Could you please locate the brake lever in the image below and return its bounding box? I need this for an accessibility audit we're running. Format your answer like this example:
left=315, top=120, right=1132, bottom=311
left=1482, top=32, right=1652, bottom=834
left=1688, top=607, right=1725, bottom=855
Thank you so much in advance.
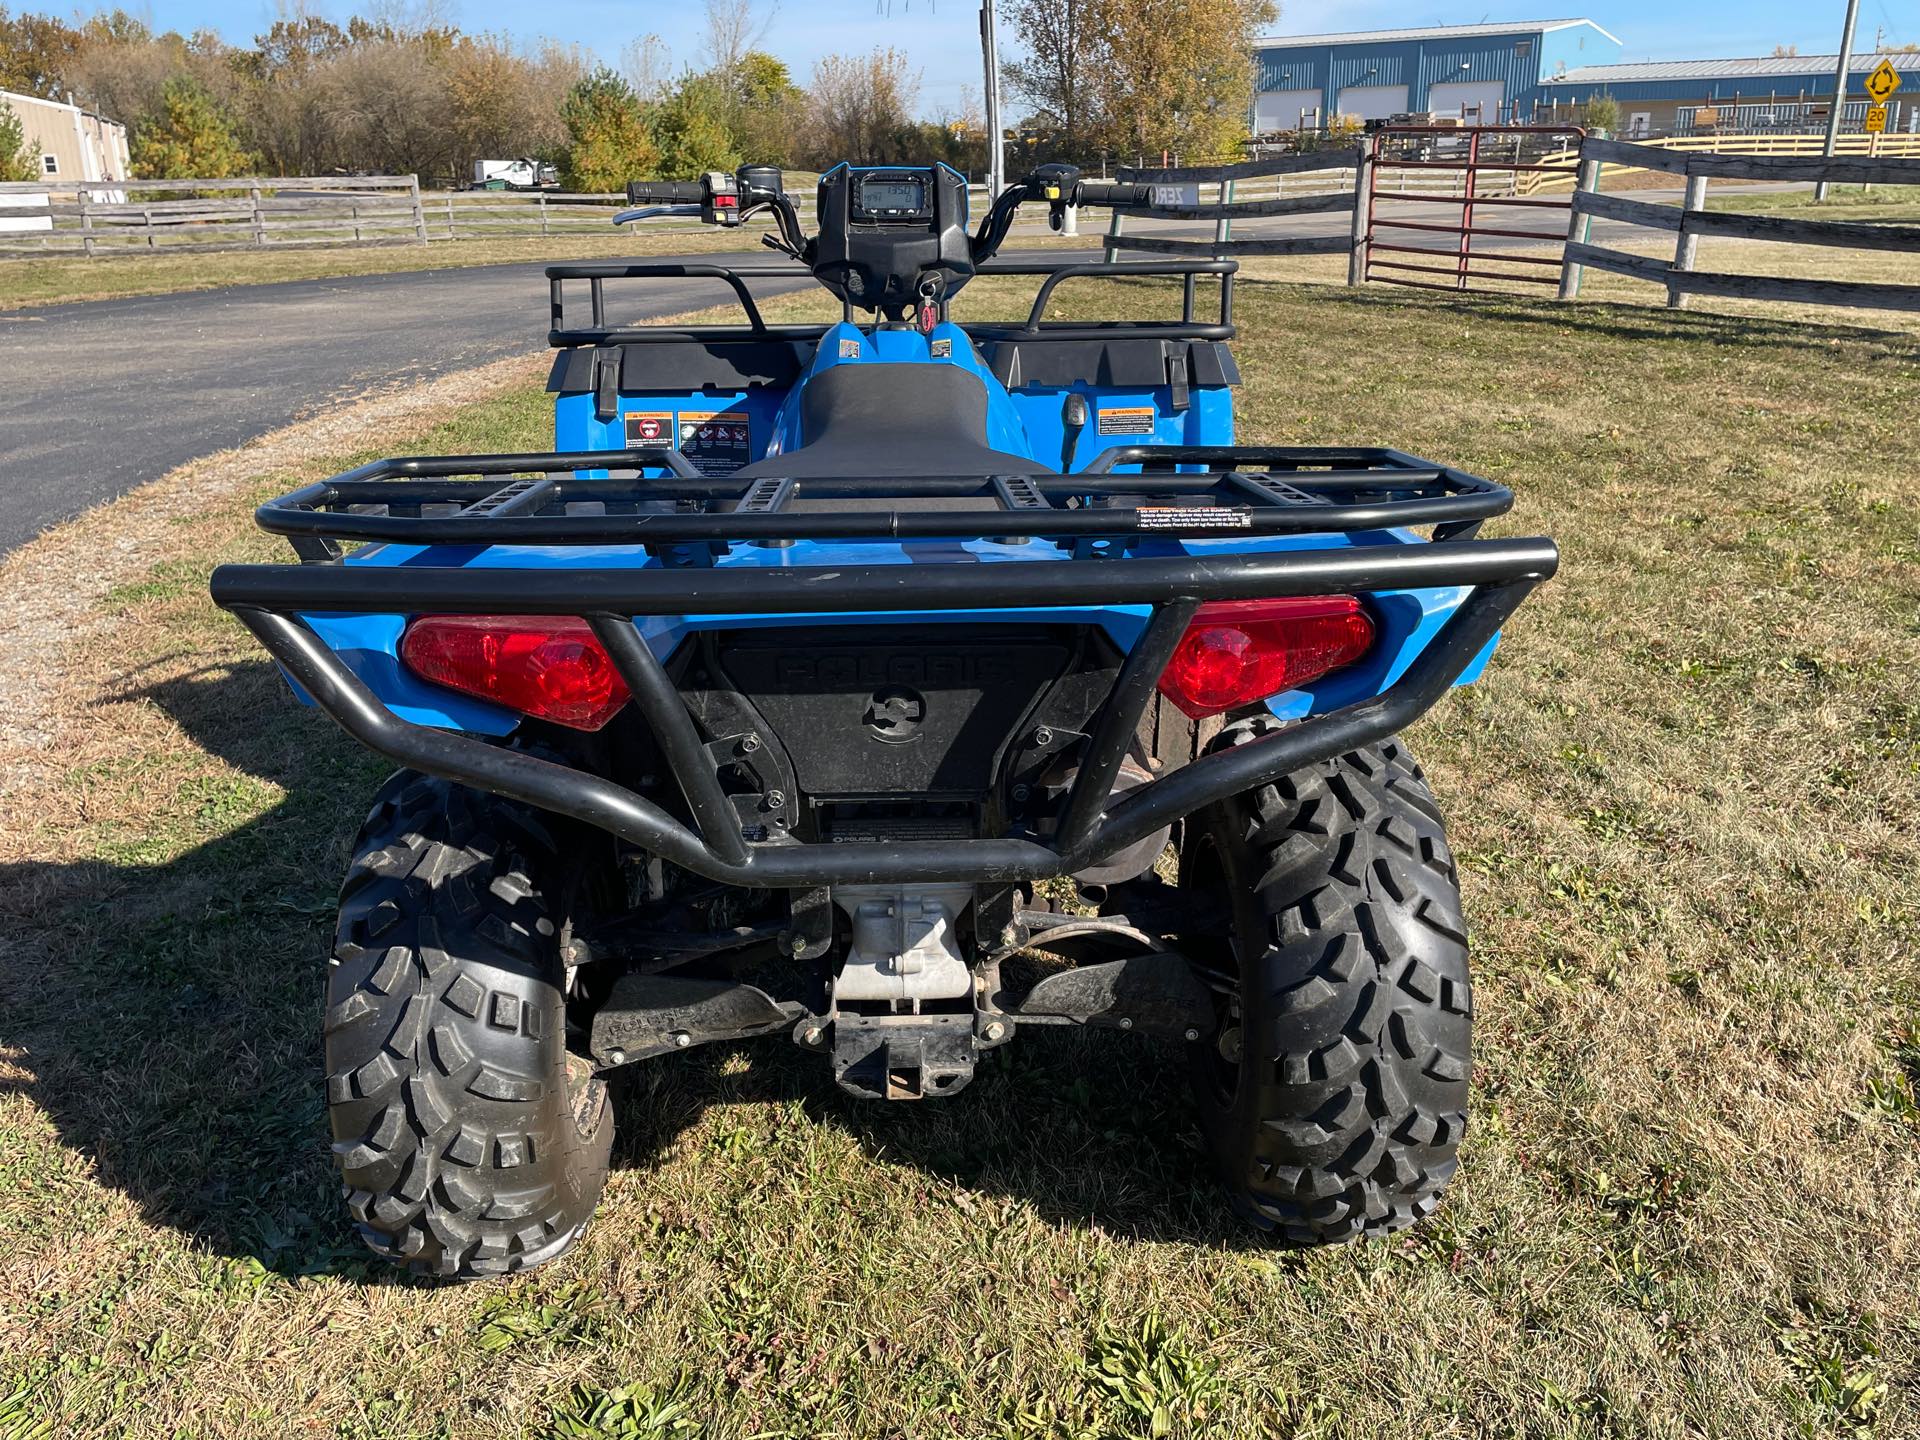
left=612, top=204, right=703, bottom=226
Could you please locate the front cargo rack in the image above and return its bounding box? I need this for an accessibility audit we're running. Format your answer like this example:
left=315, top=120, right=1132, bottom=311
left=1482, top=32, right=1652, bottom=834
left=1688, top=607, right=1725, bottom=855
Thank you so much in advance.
left=256, top=444, right=1512, bottom=564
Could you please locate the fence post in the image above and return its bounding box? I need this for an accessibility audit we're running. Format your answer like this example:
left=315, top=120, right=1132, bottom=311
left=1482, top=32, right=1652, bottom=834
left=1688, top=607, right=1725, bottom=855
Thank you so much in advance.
left=249, top=183, right=265, bottom=247
left=539, top=192, right=550, bottom=236
left=410, top=175, right=428, bottom=244
left=77, top=185, right=95, bottom=258
left=351, top=199, right=362, bottom=243
left=1667, top=169, right=1709, bottom=309
left=1556, top=149, right=1603, bottom=300
left=1347, top=143, right=1373, bottom=287
left=142, top=204, right=154, bottom=247
left=445, top=194, right=456, bottom=239
left=1214, top=176, right=1234, bottom=256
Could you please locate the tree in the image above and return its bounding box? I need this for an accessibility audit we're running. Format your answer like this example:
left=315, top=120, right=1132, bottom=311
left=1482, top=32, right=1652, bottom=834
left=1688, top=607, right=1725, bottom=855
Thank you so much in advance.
left=1001, top=0, right=1273, bottom=165
left=701, top=0, right=774, bottom=75
left=803, top=49, right=919, bottom=167
left=321, top=39, right=460, bottom=179
left=1583, top=91, right=1620, bottom=134
left=1091, top=0, right=1275, bottom=163
left=621, top=33, right=673, bottom=103
left=0, top=100, right=39, bottom=183
left=560, top=67, right=658, bottom=191
left=0, top=6, right=85, bottom=99
left=1002, top=0, right=1103, bottom=162
left=130, top=76, right=252, bottom=178
left=652, top=71, right=742, bottom=178
left=732, top=50, right=804, bottom=167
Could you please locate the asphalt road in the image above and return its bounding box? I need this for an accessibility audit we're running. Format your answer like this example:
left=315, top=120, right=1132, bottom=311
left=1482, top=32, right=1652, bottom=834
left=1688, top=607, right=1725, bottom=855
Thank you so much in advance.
left=0, top=251, right=816, bottom=555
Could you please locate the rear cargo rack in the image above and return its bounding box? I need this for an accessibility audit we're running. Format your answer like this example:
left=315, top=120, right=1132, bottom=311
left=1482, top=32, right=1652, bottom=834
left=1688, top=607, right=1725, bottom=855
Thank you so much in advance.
left=545, top=258, right=1235, bottom=346
left=256, top=444, right=1511, bottom=563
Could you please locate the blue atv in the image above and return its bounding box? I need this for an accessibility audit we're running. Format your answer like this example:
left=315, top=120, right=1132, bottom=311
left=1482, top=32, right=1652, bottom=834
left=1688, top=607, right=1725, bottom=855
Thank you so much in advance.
left=211, top=162, right=1558, bottom=1277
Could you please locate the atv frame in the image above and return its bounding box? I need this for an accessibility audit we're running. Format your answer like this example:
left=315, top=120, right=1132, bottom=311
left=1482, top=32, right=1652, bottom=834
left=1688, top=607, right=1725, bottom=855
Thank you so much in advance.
left=208, top=161, right=1559, bottom=1275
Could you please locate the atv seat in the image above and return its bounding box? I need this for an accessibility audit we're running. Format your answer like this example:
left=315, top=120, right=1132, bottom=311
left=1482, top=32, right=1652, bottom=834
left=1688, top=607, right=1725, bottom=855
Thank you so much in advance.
left=735, top=362, right=1048, bottom=481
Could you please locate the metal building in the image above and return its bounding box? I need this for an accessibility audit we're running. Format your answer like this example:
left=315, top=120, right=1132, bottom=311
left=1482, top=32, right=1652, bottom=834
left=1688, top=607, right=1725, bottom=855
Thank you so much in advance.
left=0, top=88, right=130, bottom=185
left=1253, top=18, right=1623, bottom=132
left=1538, top=54, right=1918, bottom=137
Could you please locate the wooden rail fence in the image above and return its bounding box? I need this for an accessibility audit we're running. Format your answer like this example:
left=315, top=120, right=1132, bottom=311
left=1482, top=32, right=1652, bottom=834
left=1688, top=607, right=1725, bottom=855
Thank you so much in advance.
left=1558, top=137, right=1920, bottom=313
left=1105, top=149, right=1369, bottom=280
left=0, top=175, right=720, bottom=259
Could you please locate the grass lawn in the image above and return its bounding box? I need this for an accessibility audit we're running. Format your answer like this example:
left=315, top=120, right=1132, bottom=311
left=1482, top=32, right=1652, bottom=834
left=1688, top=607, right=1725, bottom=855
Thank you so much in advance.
left=1703, top=184, right=1920, bottom=224
left=0, top=273, right=1916, bottom=1439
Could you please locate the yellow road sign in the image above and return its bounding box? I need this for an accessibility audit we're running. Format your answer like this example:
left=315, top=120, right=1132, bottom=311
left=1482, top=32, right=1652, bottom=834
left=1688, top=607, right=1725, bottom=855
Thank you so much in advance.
left=1864, top=104, right=1887, bottom=134
left=1864, top=58, right=1902, bottom=104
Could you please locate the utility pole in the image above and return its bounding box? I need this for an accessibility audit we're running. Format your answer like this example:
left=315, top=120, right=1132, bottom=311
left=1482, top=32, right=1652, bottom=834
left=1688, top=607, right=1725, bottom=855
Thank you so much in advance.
left=980, top=0, right=1005, bottom=199
left=1816, top=0, right=1863, bottom=201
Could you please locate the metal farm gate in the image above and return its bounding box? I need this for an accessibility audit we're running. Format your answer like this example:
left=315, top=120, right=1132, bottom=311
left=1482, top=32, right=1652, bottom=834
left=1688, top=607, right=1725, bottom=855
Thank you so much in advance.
left=1362, top=125, right=1584, bottom=294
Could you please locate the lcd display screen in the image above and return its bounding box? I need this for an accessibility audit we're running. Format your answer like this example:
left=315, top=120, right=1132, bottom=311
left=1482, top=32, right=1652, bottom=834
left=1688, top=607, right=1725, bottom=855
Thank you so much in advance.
left=859, top=178, right=926, bottom=212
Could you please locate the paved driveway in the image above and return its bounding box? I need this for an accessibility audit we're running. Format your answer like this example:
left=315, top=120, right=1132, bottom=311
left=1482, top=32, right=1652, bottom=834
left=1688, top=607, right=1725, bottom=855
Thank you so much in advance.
left=0, top=252, right=813, bottom=554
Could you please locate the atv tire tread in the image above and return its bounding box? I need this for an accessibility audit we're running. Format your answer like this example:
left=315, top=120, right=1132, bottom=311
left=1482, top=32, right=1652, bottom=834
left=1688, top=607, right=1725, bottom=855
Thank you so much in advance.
left=325, top=773, right=611, bottom=1277
left=1192, top=723, right=1471, bottom=1245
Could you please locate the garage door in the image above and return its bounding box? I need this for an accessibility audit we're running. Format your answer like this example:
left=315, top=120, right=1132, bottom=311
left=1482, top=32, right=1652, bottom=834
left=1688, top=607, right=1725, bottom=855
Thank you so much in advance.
left=1426, top=81, right=1505, bottom=122
left=1334, top=85, right=1410, bottom=121
left=1255, top=89, right=1322, bottom=133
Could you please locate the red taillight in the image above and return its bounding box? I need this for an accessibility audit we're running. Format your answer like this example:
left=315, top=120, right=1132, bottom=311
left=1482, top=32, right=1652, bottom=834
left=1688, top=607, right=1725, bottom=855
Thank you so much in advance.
left=1156, top=597, right=1375, bottom=720
left=399, top=615, right=631, bottom=731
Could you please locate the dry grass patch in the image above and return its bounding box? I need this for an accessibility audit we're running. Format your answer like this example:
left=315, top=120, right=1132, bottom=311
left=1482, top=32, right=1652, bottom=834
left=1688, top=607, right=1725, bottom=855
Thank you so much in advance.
left=0, top=274, right=1916, bottom=1439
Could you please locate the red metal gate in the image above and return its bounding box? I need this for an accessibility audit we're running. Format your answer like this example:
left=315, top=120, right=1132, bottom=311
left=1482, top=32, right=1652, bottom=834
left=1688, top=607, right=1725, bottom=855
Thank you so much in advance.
left=1363, top=126, right=1584, bottom=294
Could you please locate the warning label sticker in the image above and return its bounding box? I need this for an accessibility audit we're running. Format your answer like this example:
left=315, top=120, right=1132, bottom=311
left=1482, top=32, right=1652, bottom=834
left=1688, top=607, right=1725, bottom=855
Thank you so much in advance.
left=1098, top=406, right=1157, bottom=436
left=930, top=337, right=953, bottom=358
left=624, top=411, right=673, bottom=447
left=1137, top=507, right=1252, bottom=530
left=678, top=409, right=754, bottom=475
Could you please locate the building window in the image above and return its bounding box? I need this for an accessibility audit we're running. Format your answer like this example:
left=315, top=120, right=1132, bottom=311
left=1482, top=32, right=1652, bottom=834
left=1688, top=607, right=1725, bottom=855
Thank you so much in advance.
left=1515, top=40, right=1533, bottom=57
left=41, top=153, right=58, bottom=175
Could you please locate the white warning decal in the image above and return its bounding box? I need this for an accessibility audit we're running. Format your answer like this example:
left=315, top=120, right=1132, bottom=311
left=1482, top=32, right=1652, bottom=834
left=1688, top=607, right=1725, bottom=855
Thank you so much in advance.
left=1136, top=507, right=1252, bottom=529
left=1097, top=405, right=1157, bottom=435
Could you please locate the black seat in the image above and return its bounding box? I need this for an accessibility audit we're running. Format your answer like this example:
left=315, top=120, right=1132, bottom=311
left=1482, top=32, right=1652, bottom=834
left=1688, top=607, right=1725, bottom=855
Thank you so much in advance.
left=734, top=362, right=1047, bottom=479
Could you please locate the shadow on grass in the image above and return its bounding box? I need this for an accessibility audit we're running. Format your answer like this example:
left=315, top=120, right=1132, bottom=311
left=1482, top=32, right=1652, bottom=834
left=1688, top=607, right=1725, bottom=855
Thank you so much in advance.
left=0, top=657, right=1254, bottom=1281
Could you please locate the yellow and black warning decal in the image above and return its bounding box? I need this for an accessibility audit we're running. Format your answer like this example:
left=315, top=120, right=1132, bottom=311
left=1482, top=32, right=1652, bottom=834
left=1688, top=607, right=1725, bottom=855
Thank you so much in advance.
left=1097, top=405, right=1157, bottom=436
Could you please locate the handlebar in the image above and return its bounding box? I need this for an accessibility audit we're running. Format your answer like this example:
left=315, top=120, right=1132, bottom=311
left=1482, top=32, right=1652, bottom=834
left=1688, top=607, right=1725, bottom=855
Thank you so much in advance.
left=624, top=180, right=707, bottom=204
left=613, top=164, right=1162, bottom=269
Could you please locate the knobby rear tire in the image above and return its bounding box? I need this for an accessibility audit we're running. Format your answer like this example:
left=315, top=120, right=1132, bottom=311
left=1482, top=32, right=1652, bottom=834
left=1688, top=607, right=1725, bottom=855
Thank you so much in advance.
left=325, top=773, right=612, bottom=1278
left=1182, top=725, right=1472, bottom=1244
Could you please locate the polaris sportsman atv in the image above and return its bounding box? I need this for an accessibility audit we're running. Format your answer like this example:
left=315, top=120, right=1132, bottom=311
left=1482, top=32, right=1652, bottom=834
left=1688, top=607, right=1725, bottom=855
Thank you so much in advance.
left=210, top=161, right=1558, bottom=1277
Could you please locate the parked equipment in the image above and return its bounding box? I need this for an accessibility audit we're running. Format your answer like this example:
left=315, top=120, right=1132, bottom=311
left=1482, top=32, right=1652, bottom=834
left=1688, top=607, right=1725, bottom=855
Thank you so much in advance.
left=470, top=157, right=558, bottom=191
left=211, top=159, right=1558, bottom=1277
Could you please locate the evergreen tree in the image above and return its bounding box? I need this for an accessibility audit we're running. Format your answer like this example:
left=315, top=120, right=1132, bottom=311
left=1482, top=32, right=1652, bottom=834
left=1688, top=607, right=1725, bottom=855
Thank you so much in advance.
left=560, top=67, right=658, bottom=191
left=130, top=77, right=251, bottom=178
left=652, top=72, right=742, bottom=179
left=0, top=101, right=39, bottom=183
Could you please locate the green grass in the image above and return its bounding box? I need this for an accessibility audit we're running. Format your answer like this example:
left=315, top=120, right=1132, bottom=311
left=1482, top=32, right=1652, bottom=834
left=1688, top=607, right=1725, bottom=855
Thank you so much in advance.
left=1703, top=184, right=1920, bottom=224
left=0, top=274, right=1916, bottom=1437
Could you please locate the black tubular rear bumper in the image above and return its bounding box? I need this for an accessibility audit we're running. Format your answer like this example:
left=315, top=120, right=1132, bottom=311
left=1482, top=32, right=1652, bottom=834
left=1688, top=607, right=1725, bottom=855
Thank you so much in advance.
left=210, top=539, right=1558, bottom=887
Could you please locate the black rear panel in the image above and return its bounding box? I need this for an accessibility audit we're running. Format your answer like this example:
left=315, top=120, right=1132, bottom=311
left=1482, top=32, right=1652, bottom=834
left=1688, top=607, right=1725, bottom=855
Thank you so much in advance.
left=711, top=625, right=1074, bottom=799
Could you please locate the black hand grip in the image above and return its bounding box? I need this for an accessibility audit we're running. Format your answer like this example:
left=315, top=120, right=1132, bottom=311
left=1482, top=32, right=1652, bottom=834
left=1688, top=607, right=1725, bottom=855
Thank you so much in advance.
left=1073, top=181, right=1157, bottom=208
left=625, top=180, right=705, bottom=203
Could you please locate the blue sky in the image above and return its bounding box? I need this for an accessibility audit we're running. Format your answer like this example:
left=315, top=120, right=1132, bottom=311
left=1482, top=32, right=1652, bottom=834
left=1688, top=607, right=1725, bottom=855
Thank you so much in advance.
left=135, top=1, right=1920, bottom=116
